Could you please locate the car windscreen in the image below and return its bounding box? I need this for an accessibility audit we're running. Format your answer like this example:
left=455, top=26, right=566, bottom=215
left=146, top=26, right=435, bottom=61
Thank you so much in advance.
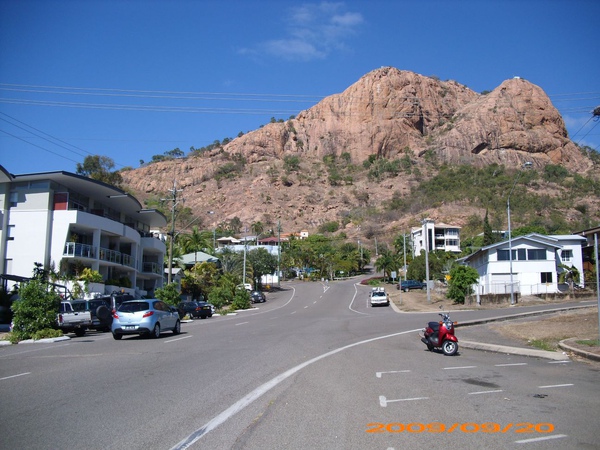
left=118, top=302, right=150, bottom=313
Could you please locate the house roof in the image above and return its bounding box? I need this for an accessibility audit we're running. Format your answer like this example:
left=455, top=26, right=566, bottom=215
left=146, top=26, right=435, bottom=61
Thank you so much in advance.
left=179, top=251, right=220, bottom=265
left=217, top=236, right=241, bottom=244
left=458, top=233, right=574, bottom=264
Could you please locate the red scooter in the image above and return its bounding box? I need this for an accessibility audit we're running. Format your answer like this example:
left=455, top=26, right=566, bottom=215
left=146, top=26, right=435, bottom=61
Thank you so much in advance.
left=420, top=311, right=458, bottom=356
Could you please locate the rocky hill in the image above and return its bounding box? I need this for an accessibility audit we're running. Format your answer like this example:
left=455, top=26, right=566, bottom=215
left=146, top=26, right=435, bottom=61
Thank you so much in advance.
left=121, top=67, right=596, bottom=245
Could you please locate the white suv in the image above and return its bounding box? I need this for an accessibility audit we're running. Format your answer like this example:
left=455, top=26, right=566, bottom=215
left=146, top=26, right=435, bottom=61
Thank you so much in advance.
left=369, top=287, right=389, bottom=307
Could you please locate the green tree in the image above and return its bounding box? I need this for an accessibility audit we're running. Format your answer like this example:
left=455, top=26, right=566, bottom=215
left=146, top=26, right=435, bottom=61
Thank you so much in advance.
left=374, top=248, right=401, bottom=282
left=178, top=226, right=211, bottom=263
left=155, top=283, right=181, bottom=306
left=247, top=247, right=278, bottom=289
left=76, top=155, right=123, bottom=187
left=482, top=210, right=495, bottom=246
left=447, top=265, right=479, bottom=304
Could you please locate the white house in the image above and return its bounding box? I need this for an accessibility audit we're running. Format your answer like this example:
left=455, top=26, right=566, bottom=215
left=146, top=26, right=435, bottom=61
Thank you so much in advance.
left=0, top=166, right=167, bottom=297
left=458, top=233, right=586, bottom=296
left=412, top=220, right=461, bottom=256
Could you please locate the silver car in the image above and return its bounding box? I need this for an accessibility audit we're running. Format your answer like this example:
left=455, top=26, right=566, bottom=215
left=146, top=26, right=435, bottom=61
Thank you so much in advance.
left=111, top=300, right=181, bottom=340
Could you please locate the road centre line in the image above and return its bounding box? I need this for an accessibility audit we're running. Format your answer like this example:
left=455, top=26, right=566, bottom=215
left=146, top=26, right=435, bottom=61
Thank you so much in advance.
left=165, top=335, right=193, bottom=343
left=515, top=434, right=568, bottom=444
left=495, top=363, right=527, bottom=367
left=443, top=366, right=477, bottom=370
left=170, top=327, right=422, bottom=449
left=376, top=370, right=411, bottom=378
left=538, top=383, right=574, bottom=389
left=0, top=372, right=31, bottom=381
left=468, top=389, right=504, bottom=395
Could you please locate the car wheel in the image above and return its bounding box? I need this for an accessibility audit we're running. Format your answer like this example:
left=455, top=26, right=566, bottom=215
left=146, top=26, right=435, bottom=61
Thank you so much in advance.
left=208, top=313, right=212, bottom=318
left=404, top=288, right=409, bottom=293
left=173, top=320, right=181, bottom=335
left=74, top=328, right=86, bottom=337
left=442, top=340, right=458, bottom=356
left=152, top=323, right=160, bottom=339
left=112, top=333, right=122, bottom=340
left=96, top=305, right=111, bottom=322
left=200, top=315, right=207, bottom=319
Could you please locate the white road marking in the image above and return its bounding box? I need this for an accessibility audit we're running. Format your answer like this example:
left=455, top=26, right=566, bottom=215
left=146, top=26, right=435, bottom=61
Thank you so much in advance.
left=515, top=434, right=568, bottom=444
left=443, top=366, right=477, bottom=370
left=0, top=372, right=31, bottom=381
left=235, top=322, right=249, bottom=326
left=380, top=395, right=429, bottom=407
left=495, top=363, right=527, bottom=367
left=468, top=389, right=504, bottom=395
left=538, top=383, right=573, bottom=389
left=376, top=370, right=410, bottom=378
left=170, top=327, right=421, bottom=449
left=548, top=360, right=571, bottom=364
left=164, top=336, right=193, bottom=343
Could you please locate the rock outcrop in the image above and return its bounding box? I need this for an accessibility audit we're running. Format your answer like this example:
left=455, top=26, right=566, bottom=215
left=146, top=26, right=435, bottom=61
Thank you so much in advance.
left=223, top=67, right=590, bottom=172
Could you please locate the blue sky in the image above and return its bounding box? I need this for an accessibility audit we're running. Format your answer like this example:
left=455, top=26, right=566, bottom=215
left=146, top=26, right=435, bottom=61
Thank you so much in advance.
left=1, top=0, right=598, bottom=176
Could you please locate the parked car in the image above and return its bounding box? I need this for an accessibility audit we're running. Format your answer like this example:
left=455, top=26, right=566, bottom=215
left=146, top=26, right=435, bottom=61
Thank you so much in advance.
left=57, top=301, right=92, bottom=336
left=89, top=293, right=136, bottom=329
left=111, top=299, right=181, bottom=340
left=250, top=291, right=266, bottom=303
left=177, top=301, right=213, bottom=319
left=71, top=298, right=112, bottom=331
left=399, top=279, right=427, bottom=292
left=369, top=287, right=389, bottom=307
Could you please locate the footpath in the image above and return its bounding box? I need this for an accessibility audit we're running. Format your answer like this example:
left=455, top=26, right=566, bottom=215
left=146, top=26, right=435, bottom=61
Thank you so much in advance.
left=388, top=289, right=600, bottom=363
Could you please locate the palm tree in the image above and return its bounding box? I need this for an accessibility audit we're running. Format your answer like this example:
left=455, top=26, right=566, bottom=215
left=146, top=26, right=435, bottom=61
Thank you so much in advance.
left=375, top=247, right=401, bottom=282
left=178, top=226, right=211, bottom=264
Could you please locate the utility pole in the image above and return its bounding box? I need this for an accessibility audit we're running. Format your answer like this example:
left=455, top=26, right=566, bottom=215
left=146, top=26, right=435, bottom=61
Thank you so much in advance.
left=423, top=220, right=431, bottom=304
left=277, top=220, right=281, bottom=288
left=164, top=180, right=183, bottom=285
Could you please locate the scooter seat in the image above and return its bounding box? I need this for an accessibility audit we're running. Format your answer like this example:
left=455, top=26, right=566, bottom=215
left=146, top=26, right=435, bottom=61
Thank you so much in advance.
left=428, top=321, right=440, bottom=332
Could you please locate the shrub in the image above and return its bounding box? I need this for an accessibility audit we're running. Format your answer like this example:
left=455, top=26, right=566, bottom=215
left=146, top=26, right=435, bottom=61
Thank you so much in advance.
left=155, top=283, right=181, bottom=306
left=10, top=277, right=61, bottom=342
left=231, top=289, right=251, bottom=310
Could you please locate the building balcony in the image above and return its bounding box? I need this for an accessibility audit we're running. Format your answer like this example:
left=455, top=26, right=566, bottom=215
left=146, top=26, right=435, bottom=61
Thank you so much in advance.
left=63, top=242, right=95, bottom=259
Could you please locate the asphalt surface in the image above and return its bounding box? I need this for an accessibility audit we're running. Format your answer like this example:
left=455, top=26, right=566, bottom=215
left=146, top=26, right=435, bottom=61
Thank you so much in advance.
left=2, top=296, right=598, bottom=363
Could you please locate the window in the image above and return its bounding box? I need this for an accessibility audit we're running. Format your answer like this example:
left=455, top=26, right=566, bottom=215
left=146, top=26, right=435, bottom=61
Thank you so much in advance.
left=497, top=249, right=509, bottom=261
left=541, top=272, right=553, bottom=283
left=517, top=249, right=526, bottom=261
left=562, top=250, right=573, bottom=262
left=527, top=249, right=546, bottom=260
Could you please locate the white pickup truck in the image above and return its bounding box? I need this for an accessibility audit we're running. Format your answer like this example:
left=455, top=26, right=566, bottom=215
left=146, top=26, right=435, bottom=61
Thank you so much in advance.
left=57, top=301, right=92, bottom=337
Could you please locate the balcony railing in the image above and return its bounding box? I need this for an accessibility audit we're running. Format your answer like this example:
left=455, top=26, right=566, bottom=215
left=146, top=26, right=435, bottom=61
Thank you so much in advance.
left=142, top=262, right=163, bottom=275
left=63, top=242, right=95, bottom=259
left=122, top=254, right=135, bottom=268
left=99, top=247, right=121, bottom=264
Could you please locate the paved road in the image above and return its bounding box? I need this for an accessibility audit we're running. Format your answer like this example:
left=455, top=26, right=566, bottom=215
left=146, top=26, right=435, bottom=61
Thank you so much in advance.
left=0, top=278, right=598, bottom=449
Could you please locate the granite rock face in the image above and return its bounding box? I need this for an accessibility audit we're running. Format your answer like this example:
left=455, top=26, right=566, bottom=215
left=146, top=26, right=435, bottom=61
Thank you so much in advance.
left=223, top=67, right=590, bottom=172
left=121, top=67, right=593, bottom=238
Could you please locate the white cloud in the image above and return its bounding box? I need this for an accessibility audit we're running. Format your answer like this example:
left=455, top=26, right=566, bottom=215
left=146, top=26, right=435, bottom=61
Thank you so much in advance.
left=239, top=2, right=364, bottom=62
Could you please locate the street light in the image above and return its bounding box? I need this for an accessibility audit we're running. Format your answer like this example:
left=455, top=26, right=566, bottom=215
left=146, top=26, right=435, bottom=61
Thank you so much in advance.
left=507, top=161, right=533, bottom=305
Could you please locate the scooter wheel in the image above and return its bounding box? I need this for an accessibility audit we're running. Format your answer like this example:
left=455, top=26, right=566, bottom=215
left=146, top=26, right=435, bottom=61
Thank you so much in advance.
left=442, top=340, right=458, bottom=356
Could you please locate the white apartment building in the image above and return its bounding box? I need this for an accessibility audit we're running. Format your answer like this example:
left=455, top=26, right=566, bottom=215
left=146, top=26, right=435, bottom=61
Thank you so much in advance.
left=411, top=220, right=461, bottom=256
left=0, top=166, right=167, bottom=297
